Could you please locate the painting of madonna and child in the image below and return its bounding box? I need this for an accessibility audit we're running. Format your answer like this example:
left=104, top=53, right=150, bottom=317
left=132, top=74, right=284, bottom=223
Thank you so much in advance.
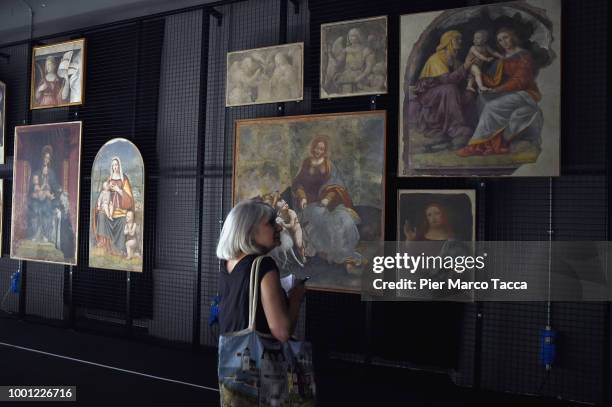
left=399, top=0, right=560, bottom=177
left=11, top=122, right=82, bottom=265
left=89, top=139, right=144, bottom=272
left=234, top=111, right=386, bottom=292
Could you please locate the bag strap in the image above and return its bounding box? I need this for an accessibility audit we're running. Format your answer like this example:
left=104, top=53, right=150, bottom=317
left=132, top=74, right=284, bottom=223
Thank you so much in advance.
left=247, top=255, right=266, bottom=331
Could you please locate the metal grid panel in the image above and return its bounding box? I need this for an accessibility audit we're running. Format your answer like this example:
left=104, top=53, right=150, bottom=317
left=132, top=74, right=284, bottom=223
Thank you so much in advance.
left=0, top=42, right=29, bottom=314
left=200, top=0, right=282, bottom=347
left=148, top=9, right=204, bottom=343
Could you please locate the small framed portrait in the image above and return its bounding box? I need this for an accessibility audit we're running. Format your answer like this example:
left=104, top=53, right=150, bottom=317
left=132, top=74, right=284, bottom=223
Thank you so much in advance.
left=31, top=38, right=86, bottom=110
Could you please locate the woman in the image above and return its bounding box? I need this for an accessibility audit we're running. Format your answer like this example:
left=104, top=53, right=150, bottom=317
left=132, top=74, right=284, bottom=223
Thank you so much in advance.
left=457, top=27, right=543, bottom=156
left=35, top=56, right=67, bottom=106
left=291, top=135, right=361, bottom=269
left=93, top=157, right=135, bottom=256
left=403, top=202, right=453, bottom=242
left=407, top=30, right=477, bottom=149
left=216, top=199, right=305, bottom=343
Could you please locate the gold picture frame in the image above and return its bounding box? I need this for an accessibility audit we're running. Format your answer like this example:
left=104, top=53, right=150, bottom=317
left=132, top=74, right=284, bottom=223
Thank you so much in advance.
left=30, top=38, right=86, bottom=110
left=11, top=121, right=82, bottom=265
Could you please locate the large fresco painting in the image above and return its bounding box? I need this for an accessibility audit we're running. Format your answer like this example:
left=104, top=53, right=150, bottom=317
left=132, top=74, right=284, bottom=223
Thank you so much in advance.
left=234, top=111, right=386, bottom=292
left=399, top=0, right=560, bottom=176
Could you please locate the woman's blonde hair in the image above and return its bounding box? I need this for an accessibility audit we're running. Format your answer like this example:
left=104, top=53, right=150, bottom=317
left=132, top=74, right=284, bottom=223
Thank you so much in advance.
left=216, top=199, right=276, bottom=260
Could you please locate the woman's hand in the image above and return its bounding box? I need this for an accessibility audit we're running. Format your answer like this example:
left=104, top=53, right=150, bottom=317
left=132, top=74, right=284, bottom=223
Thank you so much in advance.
left=288, top=281, right=306, bottom=305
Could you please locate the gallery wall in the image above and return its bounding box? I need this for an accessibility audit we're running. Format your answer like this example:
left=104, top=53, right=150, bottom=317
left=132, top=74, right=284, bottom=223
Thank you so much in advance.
left=0, top=0, right=609, bottom=404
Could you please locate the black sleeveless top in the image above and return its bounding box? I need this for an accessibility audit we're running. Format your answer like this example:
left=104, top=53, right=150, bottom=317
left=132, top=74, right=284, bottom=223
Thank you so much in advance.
left=219, top=255, right=278, bottom=334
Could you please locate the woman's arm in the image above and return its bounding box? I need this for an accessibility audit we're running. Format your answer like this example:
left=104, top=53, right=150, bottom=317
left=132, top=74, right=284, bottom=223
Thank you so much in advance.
left=260, top=270, right=303, bottom=342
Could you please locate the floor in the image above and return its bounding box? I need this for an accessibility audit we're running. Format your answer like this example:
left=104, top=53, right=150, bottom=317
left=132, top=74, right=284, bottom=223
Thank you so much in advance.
left=0, top=316, right=589, bottom=407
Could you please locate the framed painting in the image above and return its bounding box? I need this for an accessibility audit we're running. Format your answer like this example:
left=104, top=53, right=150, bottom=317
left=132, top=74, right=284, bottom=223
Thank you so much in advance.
left=89, top=138, right=145, bottom=272
left=399, top=0, right=560, bottom=176
left=226, top=42, right=303, bottom=107
left=234, top=111, right=386, bottom=292
left=11, top=121, right=82, bottom=265
left=31, top=38, right=86, bottom=110
left=0, top=80, right=5, bottom=163
left=320, top=15, right=388, bottom=99
left=397, top=190, right=476, bottom=242
left=397, top=189, right=476, bottom=301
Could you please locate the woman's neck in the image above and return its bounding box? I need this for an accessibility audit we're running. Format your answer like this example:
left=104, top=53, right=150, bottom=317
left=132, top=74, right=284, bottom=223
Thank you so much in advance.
left=226, top=252, right=248, bottom=273
left=310, top=157, right=325, bottom=165
left=504, top=46, right=522, bottom=57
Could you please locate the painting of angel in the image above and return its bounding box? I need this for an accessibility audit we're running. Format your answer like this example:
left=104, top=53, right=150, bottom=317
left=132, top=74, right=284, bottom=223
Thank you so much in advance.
left=226, top=42, right=303, bottom=106
left=320, top=16, right=387, bottom=99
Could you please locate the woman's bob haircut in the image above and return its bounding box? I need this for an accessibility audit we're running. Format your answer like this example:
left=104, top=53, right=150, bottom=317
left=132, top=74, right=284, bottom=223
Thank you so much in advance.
left=216, top=199, right=276, bottom=260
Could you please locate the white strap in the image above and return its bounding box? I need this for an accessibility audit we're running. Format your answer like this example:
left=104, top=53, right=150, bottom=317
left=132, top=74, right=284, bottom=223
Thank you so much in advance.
left=247, top=255, right=266, bottom=330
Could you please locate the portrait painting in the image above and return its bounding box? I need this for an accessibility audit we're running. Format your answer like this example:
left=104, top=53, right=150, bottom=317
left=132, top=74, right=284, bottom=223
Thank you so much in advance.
left=397, top=190, right=476, bottom=243
left=399, top=0, right=560, bottom=176
left=321, top=16, right=388, bottom=99
left=0, top=80, right=5, bottom=163
left=89, top=138, right=144, bottom=272
left=226, top=42, right=303, bottom=107
left=30, top=38, right=85, bottom=110
left=11, top=122, right=82, bottom=265
left=234, top=111, right=386, bottom=292
left=397, top=189, right=476, bottom=301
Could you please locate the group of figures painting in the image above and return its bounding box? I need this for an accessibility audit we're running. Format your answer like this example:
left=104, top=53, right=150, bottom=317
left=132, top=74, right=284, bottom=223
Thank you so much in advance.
left=0, top=1, right=561, bottom=289
left=230, top=0, right=560, bottom=292
left=8, top=123, right=144, bottom=272
left=0, top=37, right=144, bottom=272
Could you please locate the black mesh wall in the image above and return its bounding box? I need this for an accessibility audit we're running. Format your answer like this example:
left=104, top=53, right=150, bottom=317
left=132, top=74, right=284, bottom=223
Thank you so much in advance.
left=0, top=43, right=29, bottom=315
left=0, top=0, right=609, bottom=405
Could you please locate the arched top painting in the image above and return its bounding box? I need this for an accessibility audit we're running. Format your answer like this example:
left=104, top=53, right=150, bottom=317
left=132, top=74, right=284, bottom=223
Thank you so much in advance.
left=399, top=0, right=560, bottom=177
left=89, top=138, right=144, bottom=272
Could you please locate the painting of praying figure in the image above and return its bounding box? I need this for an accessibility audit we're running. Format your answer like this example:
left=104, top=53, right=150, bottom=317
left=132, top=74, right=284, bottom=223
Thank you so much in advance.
left=226, top=42, right=303, bottom=107
left=234, top=111, right=386, bottom=292
left=89, top=138, right=144, bottom=272
left=11, top=122, right=82, bottom=265
left=399, top=0, right=560, bottom=176
left=321, top=16, right=388, bottom=98
left=31, top=39, right=85, bottom=110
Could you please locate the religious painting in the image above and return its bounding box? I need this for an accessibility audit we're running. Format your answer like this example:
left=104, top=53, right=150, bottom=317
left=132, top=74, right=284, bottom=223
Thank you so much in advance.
left=234, top=111, right=386, bottom=292
left=30, top=38, right=85, bottom=110
left=397, top=190, right=476, bottom=301
left=11, top=122, right=82, bottom=265
left=320, top=16, right=388, bottom=99
left=399, top=0, right=560, bottom=176
left=0, top=80, right=5, bottom=163
left=89, top=138, right=144, bottom=272
left=397, top=190, right=476, bottom=242
left=226, top=42, right=303, bottom=107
